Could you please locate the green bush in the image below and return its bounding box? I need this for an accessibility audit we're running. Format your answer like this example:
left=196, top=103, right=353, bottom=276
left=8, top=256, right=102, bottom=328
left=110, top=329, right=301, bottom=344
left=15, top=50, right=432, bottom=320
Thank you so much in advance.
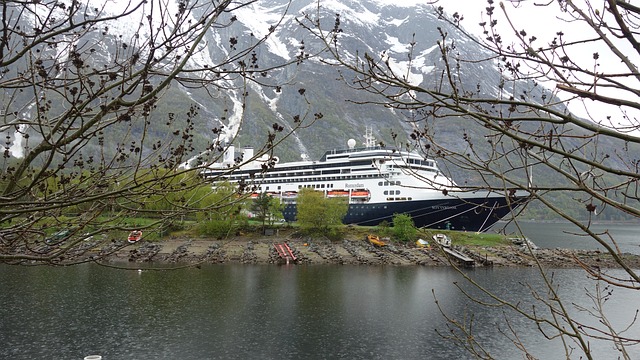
left=296, top=189, right=348, bottom=231
left=392, top=213, right=417, bottom=242
left=197, top=219, right=236, bottom=239
left=376, top=220, right=392, bottom=237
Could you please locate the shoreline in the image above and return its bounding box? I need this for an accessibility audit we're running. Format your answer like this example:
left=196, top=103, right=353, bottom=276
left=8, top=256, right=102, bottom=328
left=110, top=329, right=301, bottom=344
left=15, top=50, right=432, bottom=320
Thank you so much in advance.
left=100, top=235, right=640, bottom=269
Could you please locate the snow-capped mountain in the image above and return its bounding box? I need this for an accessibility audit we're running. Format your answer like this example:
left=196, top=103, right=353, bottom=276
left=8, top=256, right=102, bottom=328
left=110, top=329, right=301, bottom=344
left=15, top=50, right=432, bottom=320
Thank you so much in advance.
left=0, top=0, right=550, bottom=166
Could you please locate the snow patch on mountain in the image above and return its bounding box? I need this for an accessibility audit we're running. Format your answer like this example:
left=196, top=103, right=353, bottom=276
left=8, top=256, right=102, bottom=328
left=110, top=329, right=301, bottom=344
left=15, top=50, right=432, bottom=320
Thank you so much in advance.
left=232, top=2, right=293, bottom=60
left=9, top=124, right=27, bottom=158
left=381, top=54, right=423, bottom=86
left=250, top=82, right=280, bottom=113
left=273, top=111, right=309, bottom=158
left=385, top=16, right=409, bottom=27
left=89, top=0, right=222, bottom=69
left=187, top=41, right=217, bottom=71
left=370, top=0, right=433, bottom=8
left=410, top=44, right=439, bottom=75
left=95, top=2, right=157, bottom=44
left=379, top=38, right=440, bottom=85
left=385, top=35, right=411, bottom=53
left=302, top=0, right=381, bottom=29
left=247, top=82, right=308, bottom=156
left=220, top=89, right=245, bottom=143
left=7, top=103, right=36, bottom=158
left=421, top=44, right=440, bottom=57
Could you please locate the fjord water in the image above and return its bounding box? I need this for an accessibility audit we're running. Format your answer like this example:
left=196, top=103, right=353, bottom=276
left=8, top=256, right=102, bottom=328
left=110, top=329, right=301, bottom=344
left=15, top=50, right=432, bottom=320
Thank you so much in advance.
left=1, top=264, right=639, bottom=359
left=498, top=221, right=640, bottom=254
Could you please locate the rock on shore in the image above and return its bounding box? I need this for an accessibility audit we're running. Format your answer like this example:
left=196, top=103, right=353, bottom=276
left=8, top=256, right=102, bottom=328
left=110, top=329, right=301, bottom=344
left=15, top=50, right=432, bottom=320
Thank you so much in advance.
left=100, top=236, right=640, bottom=269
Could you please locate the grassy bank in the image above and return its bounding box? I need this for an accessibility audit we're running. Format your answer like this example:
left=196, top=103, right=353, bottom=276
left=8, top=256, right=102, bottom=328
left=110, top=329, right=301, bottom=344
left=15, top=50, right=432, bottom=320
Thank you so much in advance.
left=159, top=221, right=513, bottom=249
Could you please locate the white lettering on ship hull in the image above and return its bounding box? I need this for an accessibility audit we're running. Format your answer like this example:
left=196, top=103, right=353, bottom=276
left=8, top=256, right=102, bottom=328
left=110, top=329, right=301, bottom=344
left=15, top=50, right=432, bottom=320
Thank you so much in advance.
left=431, top=205, right=457, bottom=210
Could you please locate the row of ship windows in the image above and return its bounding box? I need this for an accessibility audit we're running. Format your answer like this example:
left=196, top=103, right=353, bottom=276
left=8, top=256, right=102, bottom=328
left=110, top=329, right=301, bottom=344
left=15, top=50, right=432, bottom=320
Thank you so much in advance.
left=261, top=184, right=343, bottom=190
left=205, top=163, right=433, bottom=180
left=247, top=173, right=385, bottom=184
left=223, top=165, right=431, bottom=183
left=282, top=200, right=414, bottom=217
left=282, top=204, right=390, bottom=216
left=397, top=165, right=438, bottom=173
left=262, top=185, right=405, bottom=193
left=263, top=184, right=364, bottom=191
left=227, top=160, right=374, bottom=178
left=407, top=159, right=435, bottom=167
left=256, top=174, right=405, bottom=186
left=258, top=178, right=400, bottom=191
left=300, top=184, right=331, bottom=189
left=272, top=160, right=373, bottom=173
left=283, top=196, right=411, bottom=203
left=380, top=181, right=401, bottom=186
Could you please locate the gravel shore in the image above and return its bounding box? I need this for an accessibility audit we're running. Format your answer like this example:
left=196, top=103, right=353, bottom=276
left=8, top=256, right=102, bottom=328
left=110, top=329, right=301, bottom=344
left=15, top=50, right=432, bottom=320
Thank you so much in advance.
left=100, top=234, right=640, bottom=269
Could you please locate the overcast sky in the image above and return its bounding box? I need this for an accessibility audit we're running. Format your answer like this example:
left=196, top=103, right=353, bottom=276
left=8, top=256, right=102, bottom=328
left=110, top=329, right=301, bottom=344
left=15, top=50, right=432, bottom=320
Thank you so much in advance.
left=440, top=1, right=640, bottom=134
left=441, top=1, right=571, bottom=43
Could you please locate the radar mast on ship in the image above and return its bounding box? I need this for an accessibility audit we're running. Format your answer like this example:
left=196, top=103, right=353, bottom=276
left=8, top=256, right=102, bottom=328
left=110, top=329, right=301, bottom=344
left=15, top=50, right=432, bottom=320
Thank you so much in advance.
left=364, top=126, right=376, bottom=148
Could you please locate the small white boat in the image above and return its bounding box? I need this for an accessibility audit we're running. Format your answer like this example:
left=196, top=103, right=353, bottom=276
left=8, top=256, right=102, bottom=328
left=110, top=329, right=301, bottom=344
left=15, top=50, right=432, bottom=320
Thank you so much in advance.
left=432, top=233, right=451, bottom=248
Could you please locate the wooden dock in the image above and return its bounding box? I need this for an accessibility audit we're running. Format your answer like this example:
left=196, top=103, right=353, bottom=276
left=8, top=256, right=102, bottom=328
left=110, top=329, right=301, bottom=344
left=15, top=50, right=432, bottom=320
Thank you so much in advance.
left=442, top=247, right=475, bottom=267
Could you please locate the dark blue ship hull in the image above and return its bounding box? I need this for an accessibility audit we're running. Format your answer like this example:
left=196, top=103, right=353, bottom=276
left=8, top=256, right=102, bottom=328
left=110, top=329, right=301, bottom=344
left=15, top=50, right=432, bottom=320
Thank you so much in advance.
left=282, top=194, right=527, bottom=232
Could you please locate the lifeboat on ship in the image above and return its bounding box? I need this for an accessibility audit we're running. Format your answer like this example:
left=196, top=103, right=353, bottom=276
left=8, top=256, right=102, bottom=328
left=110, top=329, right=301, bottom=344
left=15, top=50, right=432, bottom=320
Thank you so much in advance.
left=327, top=190, right=349, bottom=197
left=350, top=189, right=371, bottom=198
left=251, top=192, right=280, bottom=199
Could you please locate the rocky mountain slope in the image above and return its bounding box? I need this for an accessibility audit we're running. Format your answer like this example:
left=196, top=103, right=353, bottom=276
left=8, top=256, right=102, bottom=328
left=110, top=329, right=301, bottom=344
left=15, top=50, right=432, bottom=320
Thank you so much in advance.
left=3, top=0, right=634, bottom=220
left=4, top=0, right=548, bottom=162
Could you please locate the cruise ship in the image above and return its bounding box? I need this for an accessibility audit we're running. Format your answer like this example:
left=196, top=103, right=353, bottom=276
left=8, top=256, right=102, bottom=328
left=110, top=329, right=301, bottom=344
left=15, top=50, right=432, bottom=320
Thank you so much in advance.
left=203, top=129, right=527, bottom=232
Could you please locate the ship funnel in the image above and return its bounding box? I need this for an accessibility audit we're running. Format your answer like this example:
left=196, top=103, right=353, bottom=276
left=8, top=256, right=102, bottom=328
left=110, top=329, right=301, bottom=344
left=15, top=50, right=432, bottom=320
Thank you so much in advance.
left=243, top=147, right=254, bottom=161
left=223, top=145, right=235, bottom=164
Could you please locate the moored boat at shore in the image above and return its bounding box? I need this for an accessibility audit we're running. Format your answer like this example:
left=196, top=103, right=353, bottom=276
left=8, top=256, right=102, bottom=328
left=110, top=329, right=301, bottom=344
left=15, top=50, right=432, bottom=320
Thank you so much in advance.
left=128, top=230, right=142, bottom=244
left=367, top=234, right=387, bottom=247
left=433, top=233, right=452, bottom=248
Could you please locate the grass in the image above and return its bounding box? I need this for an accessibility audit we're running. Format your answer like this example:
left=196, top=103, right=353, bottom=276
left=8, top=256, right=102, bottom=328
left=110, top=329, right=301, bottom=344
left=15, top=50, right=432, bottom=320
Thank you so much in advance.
left=440, top=231, right=510, bottom=247
left=340, top=226, right=511, bottom=247
left=8, top=213, right=512, bottom=247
